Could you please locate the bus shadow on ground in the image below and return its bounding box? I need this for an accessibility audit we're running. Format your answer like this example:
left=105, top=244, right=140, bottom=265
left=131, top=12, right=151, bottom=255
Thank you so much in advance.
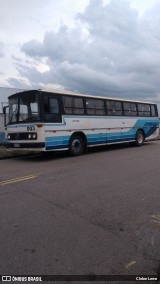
left=85, top=141, right=152, bottom=155
left=18, top=141, right=154, bottom=163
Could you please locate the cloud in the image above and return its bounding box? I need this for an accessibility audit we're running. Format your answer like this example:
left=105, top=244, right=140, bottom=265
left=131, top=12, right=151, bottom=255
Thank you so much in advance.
left=21, top=25, right=89, bottom=64
left=21, top=40, right=45, bottom=58
left=9, top=0, right=160, bottom=100
left=0, top=42, right=4, bottom=57
left=7, top=78, right=31, bottom=90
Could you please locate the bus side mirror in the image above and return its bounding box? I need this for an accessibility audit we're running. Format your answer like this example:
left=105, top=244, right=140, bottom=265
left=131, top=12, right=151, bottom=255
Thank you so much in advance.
left=3, top=106, right=6, bottom=115
left=3, top=106, right=9, bottom=126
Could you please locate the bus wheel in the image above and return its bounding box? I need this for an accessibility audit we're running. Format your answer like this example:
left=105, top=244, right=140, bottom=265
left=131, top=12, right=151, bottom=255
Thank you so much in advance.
left=135, top=130, right=144, bottom=146
left=69, top=135, right=84, bottom=156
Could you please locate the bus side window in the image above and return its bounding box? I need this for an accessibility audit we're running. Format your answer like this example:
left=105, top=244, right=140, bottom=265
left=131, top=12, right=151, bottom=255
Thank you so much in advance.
left=95, top=99, right=105, bottom=115
left=114, top=101, right=122, bottom=115
left=86, top=99, right=95, bottom=115
left=138, top=104, right=150, bottom=117
left=73, top=97, right=84, bottom=114
left=123, top=102, right=137, bottom=116
left=106, top=100, right=122, bottom=116
left=44, top=97, right=61, bottom=122
left=63, top=96, right=73, bottom=114
left=106, top=100, right=113, bottom=115
left=151, top=105, right=157, bottom=117
left=49, top=98, right=59, bottom=114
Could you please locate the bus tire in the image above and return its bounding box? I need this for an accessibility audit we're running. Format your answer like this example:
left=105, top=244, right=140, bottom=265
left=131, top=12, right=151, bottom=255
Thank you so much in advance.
left=69, top=135, right=84, bottom=156
left=135, top=130, right=144, bottom=146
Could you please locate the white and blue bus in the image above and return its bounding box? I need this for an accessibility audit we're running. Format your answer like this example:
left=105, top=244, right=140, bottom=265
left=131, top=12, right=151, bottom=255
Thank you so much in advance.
left=3, top=89, right=159, bottom=156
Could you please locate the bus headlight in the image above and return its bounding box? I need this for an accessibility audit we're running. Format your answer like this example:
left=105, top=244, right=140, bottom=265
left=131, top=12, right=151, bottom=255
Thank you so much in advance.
left=7, top=134, right=11, bottom=140
left=28, top=133, right=37, bottom=140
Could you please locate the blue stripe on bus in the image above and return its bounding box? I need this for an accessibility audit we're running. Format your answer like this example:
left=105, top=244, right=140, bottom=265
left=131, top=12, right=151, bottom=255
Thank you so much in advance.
left=45, top=128, right=157, bottom=149
left=45, top=136, right=69, bottom=142
left=44, top=119, right=158, bottom=150
left=45, top=134, right=133, bottom=148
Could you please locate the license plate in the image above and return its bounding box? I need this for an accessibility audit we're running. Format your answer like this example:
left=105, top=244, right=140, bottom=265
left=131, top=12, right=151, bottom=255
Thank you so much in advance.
left=14, top=143, right=20, bottom=148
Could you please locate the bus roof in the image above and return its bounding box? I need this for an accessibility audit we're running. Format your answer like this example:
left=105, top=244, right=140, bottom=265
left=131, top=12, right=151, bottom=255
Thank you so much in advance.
left=8, top=89, right=157, bottom=105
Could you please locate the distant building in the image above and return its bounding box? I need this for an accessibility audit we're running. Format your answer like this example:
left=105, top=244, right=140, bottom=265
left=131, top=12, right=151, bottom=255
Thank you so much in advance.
left=0, top=113, right=5, bottom=144
left=0, top=113, right=4, bottom=131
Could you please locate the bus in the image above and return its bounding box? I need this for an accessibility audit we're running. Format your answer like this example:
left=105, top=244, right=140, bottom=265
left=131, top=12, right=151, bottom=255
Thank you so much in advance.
left=3, top=89, right=159, bottom=156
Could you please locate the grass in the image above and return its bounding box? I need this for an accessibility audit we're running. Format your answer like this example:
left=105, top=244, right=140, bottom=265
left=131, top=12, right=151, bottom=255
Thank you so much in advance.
left=0, top=145, right=36, bottom=159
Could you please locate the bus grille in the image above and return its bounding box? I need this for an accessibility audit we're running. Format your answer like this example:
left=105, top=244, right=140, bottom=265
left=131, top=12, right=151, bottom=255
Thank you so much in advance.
left=8, top=133, right=34, bottom=140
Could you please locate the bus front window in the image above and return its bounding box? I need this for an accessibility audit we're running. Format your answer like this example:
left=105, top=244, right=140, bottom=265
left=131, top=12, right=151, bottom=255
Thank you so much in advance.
left=8, top=92, right=41, bottom=123
left=19, top=95, right=40, bottom=122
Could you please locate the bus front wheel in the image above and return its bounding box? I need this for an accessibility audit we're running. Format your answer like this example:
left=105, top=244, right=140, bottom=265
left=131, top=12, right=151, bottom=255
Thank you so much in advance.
left=135, top=130, right=144, bottom=146
left=69, top=135, right=84, bottom=156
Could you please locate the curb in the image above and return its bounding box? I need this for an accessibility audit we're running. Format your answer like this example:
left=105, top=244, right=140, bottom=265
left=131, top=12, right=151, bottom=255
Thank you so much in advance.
left=0, top=147, right=39, bottom=160
left=0, top=153, right=39, bottom=160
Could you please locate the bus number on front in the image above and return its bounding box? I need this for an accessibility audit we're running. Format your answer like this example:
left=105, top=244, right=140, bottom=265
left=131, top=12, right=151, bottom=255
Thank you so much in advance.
left=27, top=126, right=35, bottom=131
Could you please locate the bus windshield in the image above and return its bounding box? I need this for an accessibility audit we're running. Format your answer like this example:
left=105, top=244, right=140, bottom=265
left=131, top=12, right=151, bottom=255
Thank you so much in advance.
left=9, top=92, right=41, bottom=123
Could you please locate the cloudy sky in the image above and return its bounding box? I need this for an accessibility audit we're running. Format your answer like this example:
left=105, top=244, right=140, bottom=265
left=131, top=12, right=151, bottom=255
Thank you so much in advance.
left=0, top=0, right=160, bottom=106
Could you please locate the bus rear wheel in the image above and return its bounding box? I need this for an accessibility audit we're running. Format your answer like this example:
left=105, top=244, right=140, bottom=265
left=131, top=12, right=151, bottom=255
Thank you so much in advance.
left=135, top=130, right=144, bottom=146
left=69, top=135, right=84, bottom=156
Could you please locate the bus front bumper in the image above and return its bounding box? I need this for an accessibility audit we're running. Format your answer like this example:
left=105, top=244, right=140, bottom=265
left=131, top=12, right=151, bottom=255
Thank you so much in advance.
left=6, top=142, right=45, bottom=150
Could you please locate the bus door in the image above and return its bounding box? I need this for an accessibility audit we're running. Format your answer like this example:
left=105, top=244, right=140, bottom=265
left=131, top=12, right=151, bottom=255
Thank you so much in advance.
left=43, top=94, right=64, bottom=150
left=43, top=94, right=62, bottom=123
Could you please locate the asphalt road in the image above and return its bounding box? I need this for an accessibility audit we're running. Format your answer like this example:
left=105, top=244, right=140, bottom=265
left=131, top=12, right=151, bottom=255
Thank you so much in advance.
left=0, top=142, right=160, bottom=283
